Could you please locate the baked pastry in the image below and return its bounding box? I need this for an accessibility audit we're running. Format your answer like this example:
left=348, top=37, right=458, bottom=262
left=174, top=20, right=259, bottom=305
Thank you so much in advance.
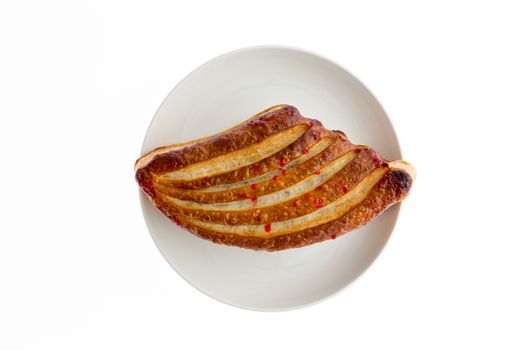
left=135, top=105, right=415, bottom=251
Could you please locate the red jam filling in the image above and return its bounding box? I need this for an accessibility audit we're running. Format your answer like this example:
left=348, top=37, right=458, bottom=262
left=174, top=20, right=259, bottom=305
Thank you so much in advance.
left=292, top=199, right=300, bottom=207
left=372, top=153, right=383, bottom=167
left=302, top=148, right=310, bottom=154
left=281, top=169, right=288, bottom=176
left=250, top=183, right=257, bottom=190
left=313, top=198, right=324, bottom=208
left=272, top=175, right=279, bottom=182
left=253, top=165, right=261, bottom=173
left=278, top=158, right=286, bottom=168
left=314, top=170, right=321, bottom=175
left=331, top=234, right=336, bottom=240
left=264, top=223, right=272, bottom=232
left=172, top=217, right=182, bottom=227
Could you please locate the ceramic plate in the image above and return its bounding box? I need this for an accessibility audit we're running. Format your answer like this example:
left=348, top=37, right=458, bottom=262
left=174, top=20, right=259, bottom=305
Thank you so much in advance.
left=139, top=46, right=402, bottom=311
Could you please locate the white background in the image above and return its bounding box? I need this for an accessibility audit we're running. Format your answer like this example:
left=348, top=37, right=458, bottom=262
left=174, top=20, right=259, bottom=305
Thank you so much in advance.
left=1, top=1, right=524, bottom=349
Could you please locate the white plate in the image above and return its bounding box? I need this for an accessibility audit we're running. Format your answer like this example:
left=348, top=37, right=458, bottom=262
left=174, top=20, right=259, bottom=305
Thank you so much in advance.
left=139, top=46, right=402, bottom=311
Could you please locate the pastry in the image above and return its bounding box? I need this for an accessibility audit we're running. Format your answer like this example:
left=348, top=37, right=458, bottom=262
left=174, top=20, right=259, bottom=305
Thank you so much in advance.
left=135, top=105, right=415, bottom=251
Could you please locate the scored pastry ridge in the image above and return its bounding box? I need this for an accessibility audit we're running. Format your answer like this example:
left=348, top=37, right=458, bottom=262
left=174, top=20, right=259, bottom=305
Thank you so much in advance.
left=135, top=105, right=415, bottom=251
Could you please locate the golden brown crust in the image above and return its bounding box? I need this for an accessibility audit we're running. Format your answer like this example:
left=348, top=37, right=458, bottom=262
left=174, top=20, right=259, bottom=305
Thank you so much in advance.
left=166, top=169, right=412, bottom=251
left=155, top=137, right=356, bottom=203
left=137, top=106, right=309, bottom=175
left=157, top=148, right=381, bottom=225
left=156, top=123, right=333, bottom=190
left=134, top=105, right=289, bottom=171
left=135, top=105, right=415, bottom=251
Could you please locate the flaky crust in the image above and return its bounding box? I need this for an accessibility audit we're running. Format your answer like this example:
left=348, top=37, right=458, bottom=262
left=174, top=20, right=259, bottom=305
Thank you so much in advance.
left=135, top=105, right=415, bottom=251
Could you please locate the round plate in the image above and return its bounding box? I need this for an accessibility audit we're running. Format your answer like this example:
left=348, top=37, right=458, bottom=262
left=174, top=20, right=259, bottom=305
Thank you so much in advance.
left=139, top=46, right=401, bottom=311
